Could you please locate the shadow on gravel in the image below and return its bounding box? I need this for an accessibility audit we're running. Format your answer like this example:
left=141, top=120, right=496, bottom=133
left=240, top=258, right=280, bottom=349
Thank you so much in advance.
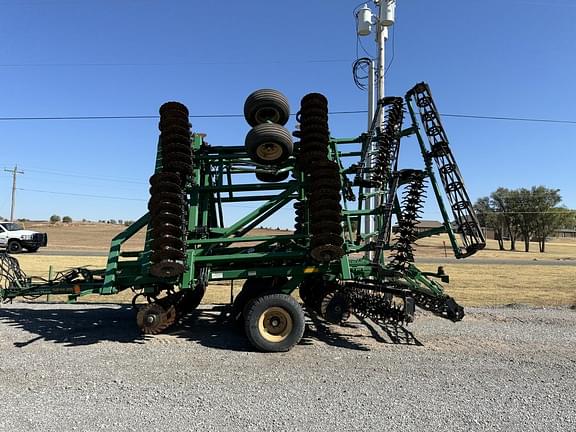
left=0, top=305, right=144, bottom=347
left=359, top=317, right=423, bottom=346
left=300, top=313, right=423, bottom=349
left=300, top=313, right=371, bottom=351
left=166, top=306, right=254, bottom=352
left=0, top=304, right=423, bottom=351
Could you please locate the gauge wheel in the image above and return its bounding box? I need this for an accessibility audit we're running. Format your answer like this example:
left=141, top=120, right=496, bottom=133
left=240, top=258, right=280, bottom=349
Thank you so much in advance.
left=245, top=123, right=293, bottom=165
left=244, top=293, right=305, bottom=352
left=244, top=88, right=290, bottom=127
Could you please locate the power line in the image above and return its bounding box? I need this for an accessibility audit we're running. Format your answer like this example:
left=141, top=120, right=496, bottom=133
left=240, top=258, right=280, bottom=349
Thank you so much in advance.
left=21, top=167, right=147, bottom=184
left=0, top=115, right=158, bottom=121
left=17, top=187, right=146, bottom=201
left=0, top=59, right=351, bottom=68
left=441, top=113, right=576, bottom=125
left=0, top=111, right=574, bottom=125
left=15, top=187, right=296, bottom=210
left=0, top=112, right=366, bottom=121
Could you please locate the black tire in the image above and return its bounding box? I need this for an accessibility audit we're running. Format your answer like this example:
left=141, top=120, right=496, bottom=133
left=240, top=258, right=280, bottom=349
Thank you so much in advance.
left=7, top=240, right=22, bottom=254
left=25, top=246, right=40, bottom=253
left=244, top=293, right=305, bottom=352
left=232, top=277, right=287, bottom=322
left=255, top=171, right=289, bottom=183
left=245, top=123, right=293, bottom=165
left=232, top=278, right=269, bottom=322
left=177, top=284, right=206, bottom=314
left=244, top=89, right=290, bottom=127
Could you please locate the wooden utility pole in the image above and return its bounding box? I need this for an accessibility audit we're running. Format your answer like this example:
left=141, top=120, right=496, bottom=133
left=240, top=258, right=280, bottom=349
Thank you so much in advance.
left=4, top=165, right=24, bottom=221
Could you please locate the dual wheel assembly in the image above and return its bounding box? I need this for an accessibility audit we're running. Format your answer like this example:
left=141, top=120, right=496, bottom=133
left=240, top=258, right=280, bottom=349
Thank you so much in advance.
left=243, top=89, right=293, bottom=182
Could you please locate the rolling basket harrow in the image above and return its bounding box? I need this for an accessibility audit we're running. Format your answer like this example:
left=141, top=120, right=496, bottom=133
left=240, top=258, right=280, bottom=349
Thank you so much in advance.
left=0, top=82, right=485, bottom=352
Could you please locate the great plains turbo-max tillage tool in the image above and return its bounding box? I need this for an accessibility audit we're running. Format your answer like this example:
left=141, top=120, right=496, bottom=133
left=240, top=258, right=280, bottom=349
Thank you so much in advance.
left=0, top=83, right=485, bottom=352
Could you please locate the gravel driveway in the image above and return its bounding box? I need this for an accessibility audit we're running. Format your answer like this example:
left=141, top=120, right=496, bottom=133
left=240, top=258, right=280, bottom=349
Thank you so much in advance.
left=0, top=302, right=574, bottom=431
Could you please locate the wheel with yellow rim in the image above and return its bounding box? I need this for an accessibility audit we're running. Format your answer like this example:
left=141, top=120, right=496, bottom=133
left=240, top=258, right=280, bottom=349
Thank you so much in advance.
left=245, top=123, right=293, bottom=165
left=244, top=293, right=305, bottom=352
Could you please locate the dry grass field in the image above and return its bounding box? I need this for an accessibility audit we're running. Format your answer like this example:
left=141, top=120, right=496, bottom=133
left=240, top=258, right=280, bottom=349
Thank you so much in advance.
left=9, top=223, right=576, bottom=307
left=415, top=233, right=576, bottom=261
left=23, top=222, right=293, bottom=252
left=25, top=221, right=147, bottom=251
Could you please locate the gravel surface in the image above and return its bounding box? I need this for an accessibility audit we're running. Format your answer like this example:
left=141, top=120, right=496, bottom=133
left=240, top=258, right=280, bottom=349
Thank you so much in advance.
left=0, top=302, right=574, bottom=432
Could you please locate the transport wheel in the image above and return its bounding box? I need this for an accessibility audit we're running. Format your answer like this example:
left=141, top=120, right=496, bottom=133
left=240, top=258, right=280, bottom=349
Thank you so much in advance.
left=244, top=89, right=290, bottom=127
left=7, top=240, right=22, bottom=254
left=232, top=277, right=287, bottom=323
left=25, top=246, right=39, bottom=253
left=255, top=171, right=289, bottom=183
left=245, top=123, right=293, bottom=165
left=244, top=293, right=305, bottom=352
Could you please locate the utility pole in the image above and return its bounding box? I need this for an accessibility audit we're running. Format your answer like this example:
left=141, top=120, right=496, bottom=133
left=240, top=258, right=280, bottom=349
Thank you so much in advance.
left=356, top=1, right=396, bottom=256
left=4, top=165, right=24, bottom=222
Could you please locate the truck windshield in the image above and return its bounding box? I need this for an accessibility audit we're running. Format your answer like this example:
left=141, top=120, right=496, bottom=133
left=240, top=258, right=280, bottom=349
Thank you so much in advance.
left=1, top=223, right=24, bottom=231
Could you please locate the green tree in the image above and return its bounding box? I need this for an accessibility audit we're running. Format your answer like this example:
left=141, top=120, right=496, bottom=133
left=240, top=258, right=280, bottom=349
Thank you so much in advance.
left=475, top=189, right=517, bottom=251
left=62, top=216, right=72, bottom=223
left=530, top=186, right=573, bottom=251
left=491, top=188, right=518, bottom=251
left=506, top=188, right=536, bottom=252
left=479, top=186, right=570, bottom=253
left=474, top=196, right=505, bottom=250
left=49, top=214, right=61, bottom=224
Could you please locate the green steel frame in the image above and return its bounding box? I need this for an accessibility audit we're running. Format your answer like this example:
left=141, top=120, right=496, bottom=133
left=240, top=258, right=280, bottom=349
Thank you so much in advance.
left=1, top=94, right=472, bottom=308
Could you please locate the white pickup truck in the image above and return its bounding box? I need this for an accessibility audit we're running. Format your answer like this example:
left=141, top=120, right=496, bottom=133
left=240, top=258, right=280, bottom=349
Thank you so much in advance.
left=0, top=222, right=48, bottom=253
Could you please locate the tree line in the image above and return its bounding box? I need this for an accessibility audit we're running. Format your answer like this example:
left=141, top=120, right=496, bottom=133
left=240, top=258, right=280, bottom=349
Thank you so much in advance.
left=474, top=186, right=575, bottom=252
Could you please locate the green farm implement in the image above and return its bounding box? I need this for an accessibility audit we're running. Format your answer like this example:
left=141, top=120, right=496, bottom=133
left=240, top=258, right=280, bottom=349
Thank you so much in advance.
left=0, top=83, right=485, bottom=352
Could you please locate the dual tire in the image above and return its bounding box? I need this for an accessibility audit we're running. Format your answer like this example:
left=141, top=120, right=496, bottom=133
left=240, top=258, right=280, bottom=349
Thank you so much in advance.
left=244, top=89, right=293, bottom=169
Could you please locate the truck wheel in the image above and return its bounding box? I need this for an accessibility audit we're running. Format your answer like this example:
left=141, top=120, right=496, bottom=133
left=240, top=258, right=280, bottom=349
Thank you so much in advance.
left=245, top=123, right=293, bottom=165
left=244, top=89, right=290, bottom=127
left=26, top=246, right=39, bottom=253
left=7, top=240, right=23, bottom=254
left=244, top=293, right=305, bottom=352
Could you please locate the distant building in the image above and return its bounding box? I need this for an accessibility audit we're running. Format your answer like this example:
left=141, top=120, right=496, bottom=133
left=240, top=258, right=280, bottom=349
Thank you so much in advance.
left=481, top=227, right=576, bottom=240
left=553, top=229, right=576, bottom=239
left=393, top=220, right=443, bottom=235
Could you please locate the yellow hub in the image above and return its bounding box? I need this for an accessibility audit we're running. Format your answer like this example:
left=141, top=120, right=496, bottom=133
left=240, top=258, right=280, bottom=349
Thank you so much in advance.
left=256, top=142, right=283, bottom=161
left=258, top=306, right=293, bottom=343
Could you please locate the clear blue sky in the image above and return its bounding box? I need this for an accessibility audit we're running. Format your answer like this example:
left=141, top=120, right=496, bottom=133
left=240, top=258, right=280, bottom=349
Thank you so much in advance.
left=0, top=0, right=574, bottom=228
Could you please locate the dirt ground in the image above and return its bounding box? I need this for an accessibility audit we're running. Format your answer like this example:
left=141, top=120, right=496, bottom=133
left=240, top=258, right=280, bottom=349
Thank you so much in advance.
left=0, top=303, right=574, bottom=431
